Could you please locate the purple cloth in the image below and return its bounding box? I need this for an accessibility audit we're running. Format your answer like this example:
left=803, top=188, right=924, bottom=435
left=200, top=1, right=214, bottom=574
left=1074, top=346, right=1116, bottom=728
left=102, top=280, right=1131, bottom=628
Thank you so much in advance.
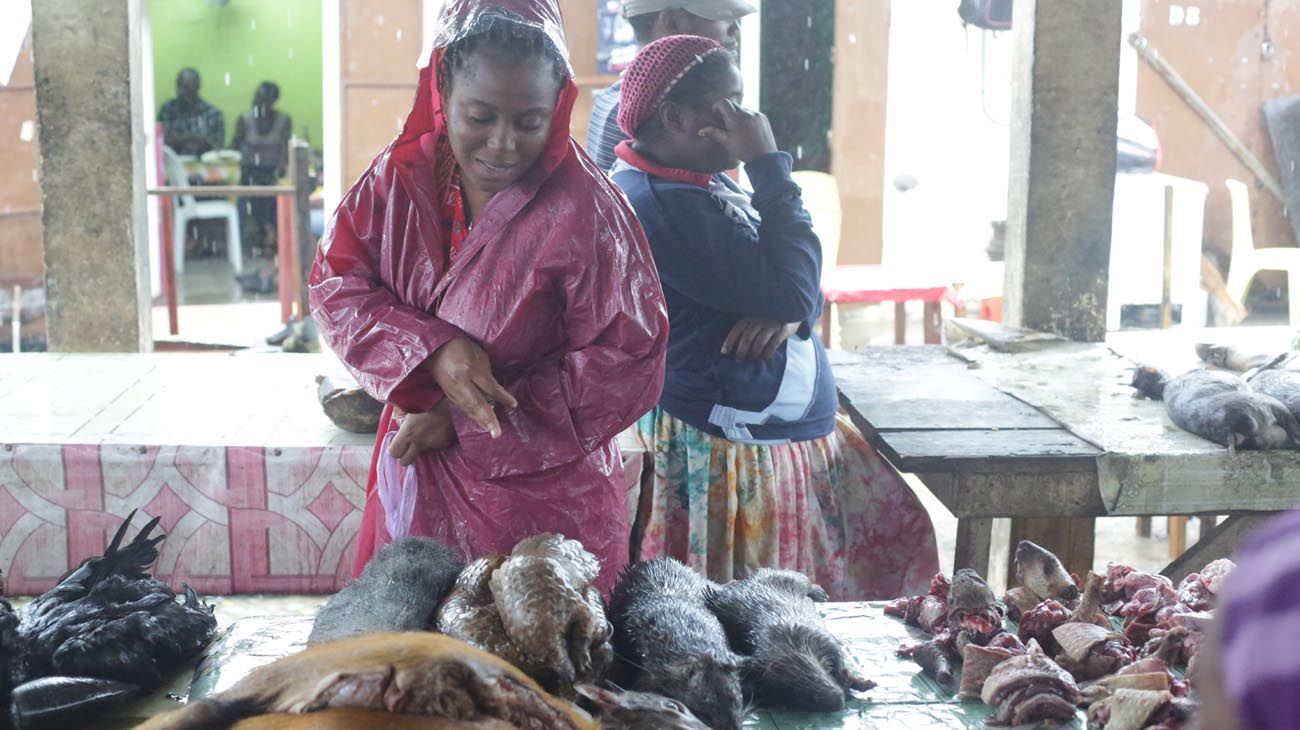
left=1219, top=510, right=1300, bottom=730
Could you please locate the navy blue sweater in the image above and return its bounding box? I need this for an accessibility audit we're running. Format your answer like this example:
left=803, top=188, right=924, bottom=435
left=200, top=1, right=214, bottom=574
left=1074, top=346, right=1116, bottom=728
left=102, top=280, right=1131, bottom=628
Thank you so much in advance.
left=613, top=149, right=838, bottom=443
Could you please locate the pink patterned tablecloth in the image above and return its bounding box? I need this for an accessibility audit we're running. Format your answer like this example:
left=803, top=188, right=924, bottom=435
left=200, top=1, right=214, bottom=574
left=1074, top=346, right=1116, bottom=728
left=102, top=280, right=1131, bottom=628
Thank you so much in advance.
left=0, top=354, right=647, bottom=596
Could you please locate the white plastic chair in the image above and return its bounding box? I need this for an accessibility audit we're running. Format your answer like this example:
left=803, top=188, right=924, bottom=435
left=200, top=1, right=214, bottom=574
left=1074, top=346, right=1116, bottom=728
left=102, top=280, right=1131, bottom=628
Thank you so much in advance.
left=792, top=170, right=842, bottom=281
left=793, top=171, right=843, bottom=346
left=163, top=146, right=242, bottom=275
left=1225, top=178, right=1300, bottom=324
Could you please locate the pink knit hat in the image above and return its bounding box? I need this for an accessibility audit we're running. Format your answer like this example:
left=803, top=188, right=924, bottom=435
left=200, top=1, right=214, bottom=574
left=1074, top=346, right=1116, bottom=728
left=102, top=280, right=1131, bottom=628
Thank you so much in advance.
left=618, top=35, right=728, bottom=137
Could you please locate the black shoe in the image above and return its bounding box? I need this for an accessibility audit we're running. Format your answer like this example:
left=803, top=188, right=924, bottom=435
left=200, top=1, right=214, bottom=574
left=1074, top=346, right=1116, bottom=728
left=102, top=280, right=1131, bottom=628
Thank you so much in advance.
left=266, top=318, right=296, bottom=346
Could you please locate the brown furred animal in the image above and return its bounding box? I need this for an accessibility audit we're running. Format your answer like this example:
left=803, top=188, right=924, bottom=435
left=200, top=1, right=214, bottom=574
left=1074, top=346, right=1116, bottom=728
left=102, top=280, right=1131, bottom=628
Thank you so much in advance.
left=135, top=633, right=596, bottom=730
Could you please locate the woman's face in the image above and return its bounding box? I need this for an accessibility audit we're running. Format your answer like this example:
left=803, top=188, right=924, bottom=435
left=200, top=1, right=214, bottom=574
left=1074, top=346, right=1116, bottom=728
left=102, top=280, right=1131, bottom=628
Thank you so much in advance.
left=444, top=46, right=562, bottom=200
left=665, top=64, right=745, bottom=174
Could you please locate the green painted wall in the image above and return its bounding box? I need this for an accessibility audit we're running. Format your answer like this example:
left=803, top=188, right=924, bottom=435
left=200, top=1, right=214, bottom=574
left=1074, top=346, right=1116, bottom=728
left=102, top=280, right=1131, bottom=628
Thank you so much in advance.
left=150, top=0, right=323, bottom=152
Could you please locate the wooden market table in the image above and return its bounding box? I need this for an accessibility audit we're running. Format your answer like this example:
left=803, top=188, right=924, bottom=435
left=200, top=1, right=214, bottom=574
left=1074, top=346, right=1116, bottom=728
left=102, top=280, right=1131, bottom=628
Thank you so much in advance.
left=831, top=331, right=1300, bottom=583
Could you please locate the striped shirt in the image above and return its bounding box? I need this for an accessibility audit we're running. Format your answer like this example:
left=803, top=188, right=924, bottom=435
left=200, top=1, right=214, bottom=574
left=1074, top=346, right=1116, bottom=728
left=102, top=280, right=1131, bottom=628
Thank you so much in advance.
left=586, top=79, right=626, bottom=173
left=1220, top=509, right=1300, bottom=729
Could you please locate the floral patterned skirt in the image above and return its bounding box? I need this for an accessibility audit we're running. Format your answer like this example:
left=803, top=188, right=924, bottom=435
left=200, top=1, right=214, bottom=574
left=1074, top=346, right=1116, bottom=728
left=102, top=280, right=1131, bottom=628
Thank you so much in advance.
left=631, top=408, right=939, bottom=601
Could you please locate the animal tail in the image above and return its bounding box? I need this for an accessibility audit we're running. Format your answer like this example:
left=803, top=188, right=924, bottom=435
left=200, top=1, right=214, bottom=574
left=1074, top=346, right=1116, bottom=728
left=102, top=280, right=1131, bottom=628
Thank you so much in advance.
left=135, top=695, right=264, bottom=730
left=1244, top=352, right=1292, bottom=381
left=90, top=510, right=165, bottom=586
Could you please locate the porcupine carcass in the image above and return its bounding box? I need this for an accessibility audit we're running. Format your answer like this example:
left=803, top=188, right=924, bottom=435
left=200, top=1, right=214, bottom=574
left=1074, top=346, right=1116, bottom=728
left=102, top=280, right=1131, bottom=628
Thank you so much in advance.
left=1131, top=366, right=1300, bottom=451
left=488, top=534, right=613, bottom=696
left=705, top=569, right=873, bottom=712
left=608, top=559, right=745, bottom=730
left=309, top=537, right=465, bottom=645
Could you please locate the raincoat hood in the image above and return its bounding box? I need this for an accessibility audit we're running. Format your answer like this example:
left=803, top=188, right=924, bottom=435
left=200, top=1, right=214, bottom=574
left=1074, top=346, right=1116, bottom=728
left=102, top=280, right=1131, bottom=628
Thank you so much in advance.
left=395, top=0, right=579, bottom=180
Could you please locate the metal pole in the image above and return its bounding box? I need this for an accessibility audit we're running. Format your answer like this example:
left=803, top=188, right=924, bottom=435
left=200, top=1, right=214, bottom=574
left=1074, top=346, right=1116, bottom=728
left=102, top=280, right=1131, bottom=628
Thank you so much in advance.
left=1130, top=34, right=1285, bottom=204
left=291, top=140, right=314, bottom=321
left=1161, top=185, right=1175, bottom=329
left=11, top=285, right=20, bottom=353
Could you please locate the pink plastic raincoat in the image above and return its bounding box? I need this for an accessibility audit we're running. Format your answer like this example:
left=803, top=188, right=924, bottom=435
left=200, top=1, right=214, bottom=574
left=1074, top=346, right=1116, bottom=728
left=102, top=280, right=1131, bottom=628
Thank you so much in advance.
left=309, top=0, right=668, bottom=592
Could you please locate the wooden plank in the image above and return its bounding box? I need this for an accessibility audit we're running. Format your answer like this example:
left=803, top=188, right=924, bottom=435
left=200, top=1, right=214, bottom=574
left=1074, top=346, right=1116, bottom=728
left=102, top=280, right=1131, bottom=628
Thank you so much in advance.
left=833, top=355, right=1062, bottom=430
left=1162, top=514, right=1274, bottom=585
left=947, top=317, right=1067, bottom=352
left=922, top=465, right=1106, bottom=520
left=880, top=429, right=1101, bottom=466
left=1009, top=517, right=1096, bottom=588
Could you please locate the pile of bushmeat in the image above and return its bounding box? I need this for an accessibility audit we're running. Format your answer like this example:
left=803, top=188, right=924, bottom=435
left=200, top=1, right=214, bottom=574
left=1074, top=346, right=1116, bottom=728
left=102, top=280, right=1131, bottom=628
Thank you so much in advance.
left=885, top=540, right=1231, bottom=729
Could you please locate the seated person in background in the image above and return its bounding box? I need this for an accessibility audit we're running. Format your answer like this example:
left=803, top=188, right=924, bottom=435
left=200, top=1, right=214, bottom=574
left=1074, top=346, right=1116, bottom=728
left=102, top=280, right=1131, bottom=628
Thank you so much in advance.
left=610, top=36, right=939, bottom=600
left=158, top=68, right=225, bottom=156
left=231, top=81, right=293, bottom=257
left=1197, top=510, right=1300, bottom=730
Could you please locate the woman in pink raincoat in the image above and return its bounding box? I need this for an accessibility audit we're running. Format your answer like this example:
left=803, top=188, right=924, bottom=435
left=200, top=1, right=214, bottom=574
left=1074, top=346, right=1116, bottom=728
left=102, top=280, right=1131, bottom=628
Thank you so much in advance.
left=309, top=0, right=669, bottom=592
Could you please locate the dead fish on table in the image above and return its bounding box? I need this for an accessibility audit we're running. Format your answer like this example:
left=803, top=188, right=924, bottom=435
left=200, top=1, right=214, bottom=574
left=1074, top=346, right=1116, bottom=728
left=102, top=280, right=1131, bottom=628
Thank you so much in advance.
left=1131, top=366, right=1300, bottom=452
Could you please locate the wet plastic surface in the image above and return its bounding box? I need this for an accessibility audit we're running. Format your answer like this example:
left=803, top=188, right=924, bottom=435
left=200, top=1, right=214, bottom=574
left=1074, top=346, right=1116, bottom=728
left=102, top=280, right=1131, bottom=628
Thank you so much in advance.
left=169, top=605, right=1088, bottom=728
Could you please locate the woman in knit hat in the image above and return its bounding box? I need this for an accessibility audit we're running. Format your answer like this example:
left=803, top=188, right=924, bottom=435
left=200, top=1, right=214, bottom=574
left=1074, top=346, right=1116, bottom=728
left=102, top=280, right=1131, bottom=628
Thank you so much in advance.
left=1196, top=510, right=1300, bottom=729
left=611, top=35, right=938, bottom=600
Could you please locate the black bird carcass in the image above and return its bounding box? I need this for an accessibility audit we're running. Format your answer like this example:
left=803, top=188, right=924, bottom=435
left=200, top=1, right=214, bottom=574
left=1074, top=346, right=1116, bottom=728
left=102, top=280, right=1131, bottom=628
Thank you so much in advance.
left=2, top=511, right=218, bottom=730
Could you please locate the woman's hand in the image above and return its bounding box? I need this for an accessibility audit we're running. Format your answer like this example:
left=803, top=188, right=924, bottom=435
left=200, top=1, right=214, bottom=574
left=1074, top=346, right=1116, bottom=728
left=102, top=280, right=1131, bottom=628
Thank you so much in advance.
left=698, top=99, right=779, bottom=164
left=722, top=318, right=801, bottom=360
left=427, top=337, right=518, bottom=438
left=389, top=401, right=457, bottom=466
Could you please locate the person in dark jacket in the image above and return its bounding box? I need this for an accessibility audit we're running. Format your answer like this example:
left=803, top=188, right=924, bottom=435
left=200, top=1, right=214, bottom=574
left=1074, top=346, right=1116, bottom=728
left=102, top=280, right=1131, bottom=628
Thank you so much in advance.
left=612, top=35, right=938, bottom=600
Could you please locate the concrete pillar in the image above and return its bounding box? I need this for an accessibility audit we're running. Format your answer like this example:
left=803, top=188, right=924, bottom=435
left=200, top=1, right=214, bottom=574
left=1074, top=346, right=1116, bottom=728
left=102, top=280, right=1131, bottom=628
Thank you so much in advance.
left=32, top=0, right=151, bottom=352
left=1003, top=0, right=1122, bottom=342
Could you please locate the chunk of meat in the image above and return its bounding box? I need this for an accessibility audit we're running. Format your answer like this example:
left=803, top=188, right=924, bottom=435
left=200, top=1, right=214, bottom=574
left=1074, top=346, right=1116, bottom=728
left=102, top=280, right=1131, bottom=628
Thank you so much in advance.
left=1017, top=599, right=1071, bottom=651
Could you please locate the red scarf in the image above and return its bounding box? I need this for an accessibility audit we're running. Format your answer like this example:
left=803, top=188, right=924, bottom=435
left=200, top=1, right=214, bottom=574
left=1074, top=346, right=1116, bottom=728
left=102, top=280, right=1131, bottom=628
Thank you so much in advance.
left=433, top=134, right=470, bottom=262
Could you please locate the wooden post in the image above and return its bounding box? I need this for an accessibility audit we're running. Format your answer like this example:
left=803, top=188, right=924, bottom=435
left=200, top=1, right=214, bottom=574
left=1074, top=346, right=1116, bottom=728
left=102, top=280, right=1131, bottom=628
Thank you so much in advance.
left=1168, top=516, right=1189, bottom=560
left=923, top=301, right=941, bottom=344
left=291, top=141, right=314, bottom=321
left=1199, top=515, right=1219, bottom=541
left=894, top=302, right=906, bottom=345
left=1003, top=0, right=1122, bottom=577
left=1136, top=516, right=1153, bottom=538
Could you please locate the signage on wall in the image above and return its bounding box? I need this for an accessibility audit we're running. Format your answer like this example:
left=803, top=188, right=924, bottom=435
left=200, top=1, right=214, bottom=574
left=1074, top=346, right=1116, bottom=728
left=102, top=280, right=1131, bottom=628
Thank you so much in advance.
left=597, top=1, right=638, bottom=76
left=1168, top=5, right=1202, bottom=27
